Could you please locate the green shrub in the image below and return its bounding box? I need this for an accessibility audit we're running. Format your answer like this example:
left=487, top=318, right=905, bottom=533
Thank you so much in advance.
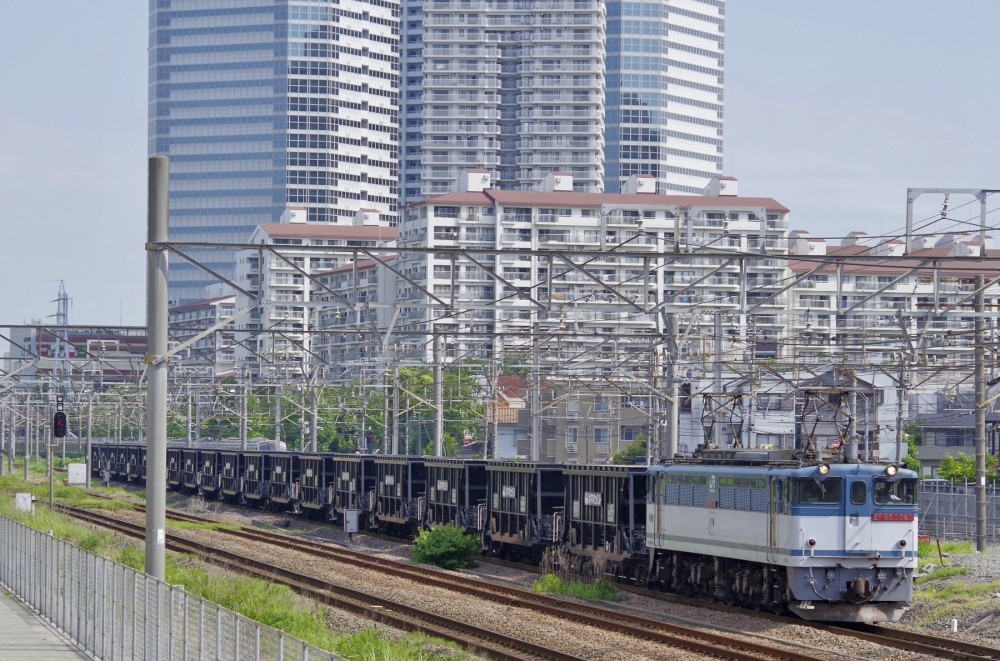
left=917, top=539, right=973, bottom=560
left=335, top=630, right=465, bottom=661
left=410, top=525, right=481, bottom=570
left=531, top=573, right=624, bottom=603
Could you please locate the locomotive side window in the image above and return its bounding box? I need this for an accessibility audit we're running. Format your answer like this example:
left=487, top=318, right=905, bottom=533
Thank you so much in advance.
left=874, top=479, right=917, bottom=505
left=789, top=477, right=842, bottom=504
left=850, top=481, right=867, bottom=505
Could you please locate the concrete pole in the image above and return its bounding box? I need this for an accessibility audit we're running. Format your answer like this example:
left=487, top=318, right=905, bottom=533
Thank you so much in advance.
left=433, top=334, right=444, bottom=457
left=531, top=323, right=541, bottom=461
left=665, top=314, right=680, bottom=459
left=275, top=385, right=282, bottom=444
left=975, top=274, right=987, bottom=552
left=713, top=315, right=722, bottom=448
left=241, top=376, right=249, bottom=451
left=309, top=378, right=318, bottom=453
left=649, top=345, right=658, bottom=465
left=896, top=369, right=906, bottom=465
left=392, top=364, right=400, bottom=455
left=24, top=401, right=31, bottom=480
left=845, top=385, right=859, bottom=463
left=0, top=402, right=5, bottom=477
left=86, top=396, right=93, bottom=488
left=186, top=391, right=192, bottom=448
left=145, top=154, right=170, bottom=581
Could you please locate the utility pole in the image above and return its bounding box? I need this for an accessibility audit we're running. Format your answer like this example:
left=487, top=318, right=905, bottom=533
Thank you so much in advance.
left=186, top=390, right=192, bottom=448
left=275, top=385, right=282, bottom=445
left=309, top=374, right=318, bottom=453
left=896, top=367, right=906, bottom=464
left=24, top=399, right=30, bottom=480
left=713, top=315, right=722, bottom=448
left=975, top=274, right=987, bottom=553
left=433, top=334, right=444, bottom=457
left=86, top=393, right=93, bottom=488
left=531, top=322, right=541, bottom=461
left=145, top=154, right=170, bottom=581
left=845, top=381, right=859, bottom=463
left=649, top=344, right=658, bottom=465
left=665, top=313, right=679, bottom=460
left=392, top=364, right=400, bottom=455
left=241, top=371, right=249, bottom=451
left=0, top=402, right=5, bottom=477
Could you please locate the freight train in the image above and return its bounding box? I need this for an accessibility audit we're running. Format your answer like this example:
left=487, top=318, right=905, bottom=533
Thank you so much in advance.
left=91, top=443, right=917, bottom=623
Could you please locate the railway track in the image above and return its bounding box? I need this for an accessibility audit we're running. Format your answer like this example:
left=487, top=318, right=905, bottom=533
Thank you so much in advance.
left=53, top=503, right=584, bottom=661
left=92, top=490, right=1000, bottom=661
left=64, top=502, right=823, bottom=661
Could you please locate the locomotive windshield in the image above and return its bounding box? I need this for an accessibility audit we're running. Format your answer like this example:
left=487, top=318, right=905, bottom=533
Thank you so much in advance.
left=789, top=477, right=842, bottom=504
left=873, top=478, right=918, bottom=505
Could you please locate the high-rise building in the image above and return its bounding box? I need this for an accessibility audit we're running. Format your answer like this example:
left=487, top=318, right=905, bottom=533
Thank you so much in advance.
left=148, top=0, right=401, bottom=306
left=400, top=0, right=607, bottom=203
left=604, top=0, right=725, bottom=194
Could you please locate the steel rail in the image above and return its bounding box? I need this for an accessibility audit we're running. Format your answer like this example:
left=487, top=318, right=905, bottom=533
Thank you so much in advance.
left=53, top=504, right=583, bottom=661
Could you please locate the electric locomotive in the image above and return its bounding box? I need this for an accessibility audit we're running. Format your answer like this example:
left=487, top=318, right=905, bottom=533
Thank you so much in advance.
left=646, top=449, right=917, bottom=622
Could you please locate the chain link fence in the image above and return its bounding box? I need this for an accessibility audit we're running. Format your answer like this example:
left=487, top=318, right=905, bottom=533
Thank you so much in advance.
left=918, top=480, right=1000, bottom=542
left=0, top=514, right=344, bottom=660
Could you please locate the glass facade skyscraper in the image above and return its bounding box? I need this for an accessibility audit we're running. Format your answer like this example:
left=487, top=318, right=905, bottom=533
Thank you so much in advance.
left=604, top=0, right=724, bottom=194
left=148, top=0, right=400, bottom=305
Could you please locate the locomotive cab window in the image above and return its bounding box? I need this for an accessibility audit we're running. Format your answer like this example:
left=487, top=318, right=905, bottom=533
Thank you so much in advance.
left=850, top=481, right=867, bottom=505
left=789, top=477, right=842, bottom=505
left=873, top=478, right=917, bottom=505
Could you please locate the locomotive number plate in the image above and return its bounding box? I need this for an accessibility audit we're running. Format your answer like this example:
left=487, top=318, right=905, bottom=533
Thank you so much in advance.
left=872, top=512, right=914, bottom=521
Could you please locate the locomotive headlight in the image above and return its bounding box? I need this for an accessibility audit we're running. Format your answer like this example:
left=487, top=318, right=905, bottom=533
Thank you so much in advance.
left=899, top=539, right=907, bottom=548
left=885, top=464, right=898, bottom=477
left=817, top=464, right=831, bottom=476
left=807, top=538, right=817, bottom=547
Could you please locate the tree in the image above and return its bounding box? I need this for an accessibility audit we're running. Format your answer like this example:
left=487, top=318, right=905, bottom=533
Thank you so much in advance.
left=610, top=434, right=647, bottom=465
left=901, top=419, right=923, bottom=473
left=938, top=452, right=999, bottom=482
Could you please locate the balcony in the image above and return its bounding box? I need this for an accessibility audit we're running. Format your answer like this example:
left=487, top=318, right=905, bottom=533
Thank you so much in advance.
left=422, top=107, right=500, bottom=119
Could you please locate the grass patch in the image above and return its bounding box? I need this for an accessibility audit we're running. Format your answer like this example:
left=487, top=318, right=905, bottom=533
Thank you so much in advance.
left=914, top=576, right=1000, bottom=624
left=117, top=545, right=466, bottom=659
left=335, top=630, right=466, bottom=661
left=0, top=499, right=115, bottom=554
left=918, top=539, right=974, bottom=562
left=166, top=518, right=241, bottom=532
left=915, top=566, right=968, bottom=585
left=531, top=573, right=625, bottom=603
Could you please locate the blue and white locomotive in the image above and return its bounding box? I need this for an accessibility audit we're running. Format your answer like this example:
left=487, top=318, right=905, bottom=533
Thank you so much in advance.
left=646, top=449, right=917, bottom=622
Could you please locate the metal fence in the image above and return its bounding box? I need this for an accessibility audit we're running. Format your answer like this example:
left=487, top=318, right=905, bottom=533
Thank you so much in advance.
left=918, top=480, right=1000, bottom=542
left=0, top=514, right=344, bottom=661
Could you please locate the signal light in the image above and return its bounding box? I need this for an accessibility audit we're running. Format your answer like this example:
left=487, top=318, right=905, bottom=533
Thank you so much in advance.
left=53, top=411, right=68, bottom=438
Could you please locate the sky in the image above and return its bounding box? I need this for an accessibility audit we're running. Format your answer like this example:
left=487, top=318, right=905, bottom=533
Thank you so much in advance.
left=0, top=0, right=997, bottom=330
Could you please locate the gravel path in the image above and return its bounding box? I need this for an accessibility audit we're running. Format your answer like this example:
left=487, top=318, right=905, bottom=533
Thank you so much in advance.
left=887, top=542, right=1000, bottom=649
left=99, top=495, right=943, bottom=661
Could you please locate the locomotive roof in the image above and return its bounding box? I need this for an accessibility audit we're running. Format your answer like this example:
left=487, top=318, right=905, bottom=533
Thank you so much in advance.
left=650, top=462, right=918, bottom=479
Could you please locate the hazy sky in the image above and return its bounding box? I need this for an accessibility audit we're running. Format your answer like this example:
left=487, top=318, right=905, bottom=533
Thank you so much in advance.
left=0, top=1, right=997, bottom=330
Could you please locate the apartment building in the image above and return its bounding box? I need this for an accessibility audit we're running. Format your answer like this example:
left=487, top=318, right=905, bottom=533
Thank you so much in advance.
left=401, top=0, right=607, bottom=202
left=233, top=209, right=398, bottom=377
left=149, top=0, right=401, bottom=305
left=167, top=288, right=238, bottom=377
left=311, top=256, right=399, bottom=377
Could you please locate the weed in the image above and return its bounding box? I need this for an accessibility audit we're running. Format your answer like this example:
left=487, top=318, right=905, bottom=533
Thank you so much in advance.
left=915, top=566, right=968, bottom=585
left=335, top=630, right=466, bottom=661
left=165, top=519, right=240, bottom=532
left=531, top=573, right=624, bottom=603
